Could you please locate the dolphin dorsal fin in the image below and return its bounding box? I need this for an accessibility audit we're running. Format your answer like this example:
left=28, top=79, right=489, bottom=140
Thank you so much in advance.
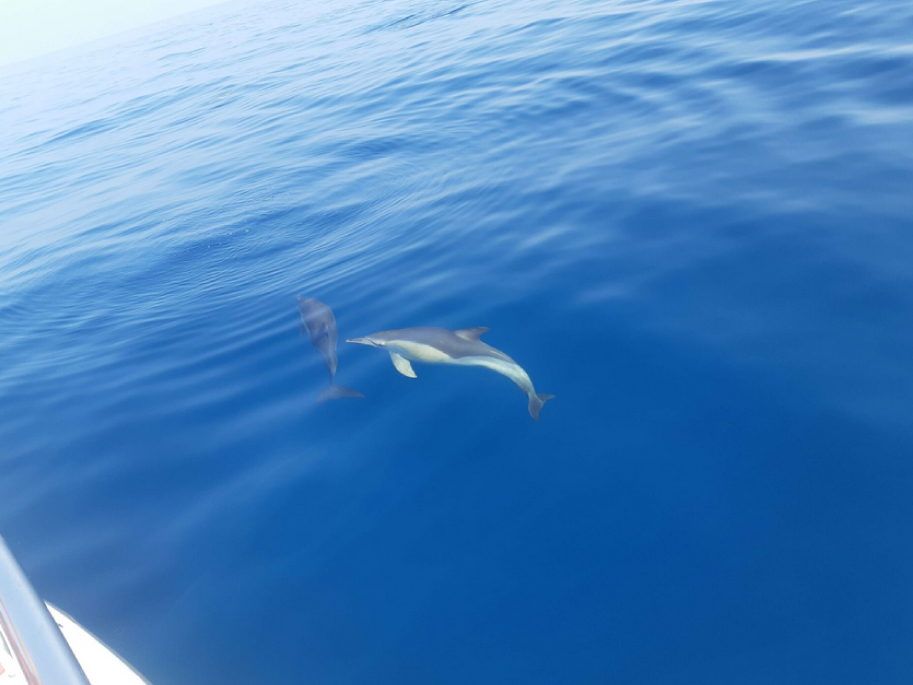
left=389, top=351, right=417, bottom=378
left=455, top=327, right=489, bottom=341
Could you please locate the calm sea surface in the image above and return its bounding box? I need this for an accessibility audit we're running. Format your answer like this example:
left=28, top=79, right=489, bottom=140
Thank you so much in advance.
left=2, top=0, right=913, bottom=682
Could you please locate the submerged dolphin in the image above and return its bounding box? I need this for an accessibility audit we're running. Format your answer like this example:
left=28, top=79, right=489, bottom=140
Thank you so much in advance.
left=297, top=296, right=363, bottom=402
left=347, top=326, right=554, bottom=420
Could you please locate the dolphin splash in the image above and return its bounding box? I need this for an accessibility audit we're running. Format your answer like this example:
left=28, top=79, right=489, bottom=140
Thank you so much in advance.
left=347, top=326, right=554, bottom=420
left=297, top=296, right=363, bottom=402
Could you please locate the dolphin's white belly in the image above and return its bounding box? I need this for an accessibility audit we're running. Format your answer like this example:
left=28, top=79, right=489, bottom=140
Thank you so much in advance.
left=391, top=343, right=534, bottom=395
left=453, top=355, right=534, bottom=394
left=393, top=341, right=457, bottom=364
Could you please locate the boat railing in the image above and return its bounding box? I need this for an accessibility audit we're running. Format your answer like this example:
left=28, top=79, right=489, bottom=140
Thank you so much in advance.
left=0, top=535, right=90, bottom=684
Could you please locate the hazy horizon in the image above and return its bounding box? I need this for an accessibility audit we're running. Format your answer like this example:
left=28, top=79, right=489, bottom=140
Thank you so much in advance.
left=0, top=0, right=229, bottom=67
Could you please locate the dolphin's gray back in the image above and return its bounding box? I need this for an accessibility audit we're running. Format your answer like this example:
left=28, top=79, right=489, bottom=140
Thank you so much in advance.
left=383, top=327, right=515, bottom=362
left=298, top=299, right=338, bottom=350
left=298, top=297, right=339, bottom=379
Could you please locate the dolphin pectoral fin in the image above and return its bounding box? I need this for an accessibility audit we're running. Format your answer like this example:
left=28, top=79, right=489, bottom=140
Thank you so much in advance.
left=299, top=322, right=306, bottom=336
left=455, top=327, right=489, bottom=341
left=389, top=352, right=417, bottom=378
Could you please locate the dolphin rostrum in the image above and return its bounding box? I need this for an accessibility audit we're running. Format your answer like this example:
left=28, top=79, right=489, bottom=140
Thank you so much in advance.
left=297, top=296, right=363, bottom=402
left=347, top=326, right=554, bottom=420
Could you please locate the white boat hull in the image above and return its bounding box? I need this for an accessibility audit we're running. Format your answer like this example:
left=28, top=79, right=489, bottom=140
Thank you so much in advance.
left=46, top=605, right=150, bottom=685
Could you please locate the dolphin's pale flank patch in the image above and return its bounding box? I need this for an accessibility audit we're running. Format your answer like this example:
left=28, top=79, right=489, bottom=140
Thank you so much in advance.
left=297, top=296, right=363, bottom=402
left=348, top=326, right=554, bottom=420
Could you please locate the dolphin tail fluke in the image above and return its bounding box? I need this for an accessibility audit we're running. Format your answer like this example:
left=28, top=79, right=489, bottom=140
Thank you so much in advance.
left=317, top=384, right=364, bottom=403
left=528, top=392, right=555, bottom=421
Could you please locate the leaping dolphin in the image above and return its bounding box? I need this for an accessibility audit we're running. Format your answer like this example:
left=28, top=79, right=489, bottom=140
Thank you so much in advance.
left=297, top=296, right=363, bottom=402
left=347, top=326, right=554, bottom=420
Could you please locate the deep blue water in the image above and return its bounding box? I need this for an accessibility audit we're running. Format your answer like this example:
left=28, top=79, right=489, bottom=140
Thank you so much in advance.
left=2, top=0, right=913, bottom=682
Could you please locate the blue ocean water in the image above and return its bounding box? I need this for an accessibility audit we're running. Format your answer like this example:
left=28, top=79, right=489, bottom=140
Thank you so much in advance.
left=2, top=0, right=913, bottom=681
